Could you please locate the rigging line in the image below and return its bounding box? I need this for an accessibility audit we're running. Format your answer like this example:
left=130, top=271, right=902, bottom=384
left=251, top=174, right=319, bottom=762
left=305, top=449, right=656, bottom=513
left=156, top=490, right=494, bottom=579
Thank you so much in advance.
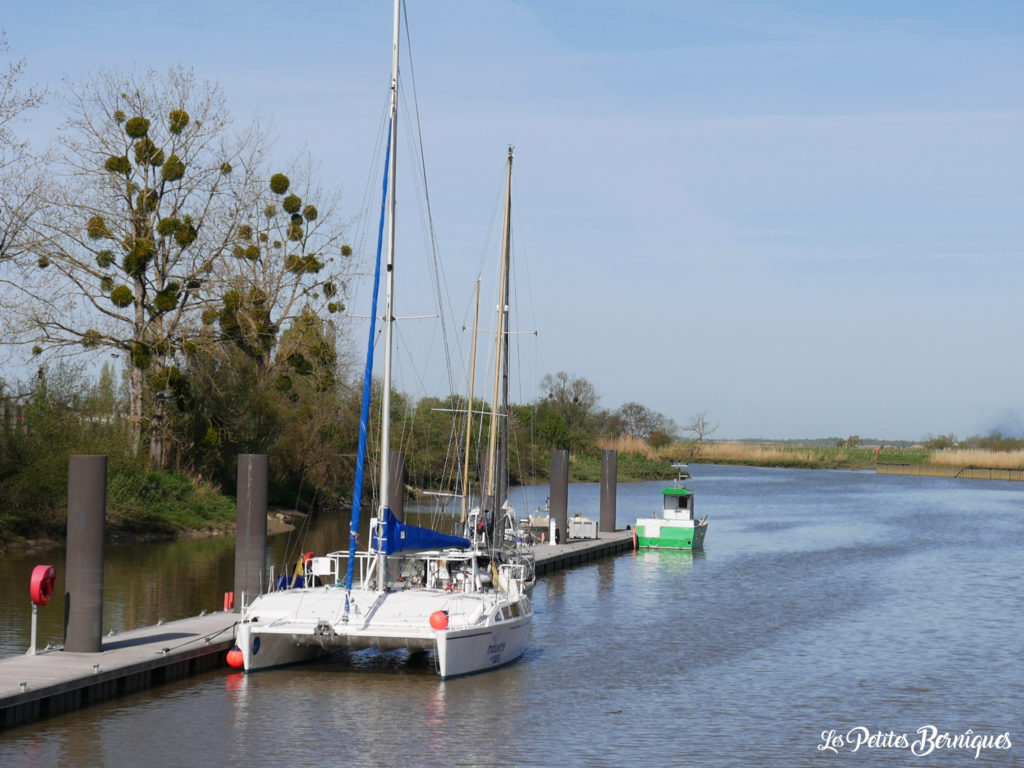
left=347, top=91, right=394, bottom=316
left=401, top=5, right=459, bottom=401
left=390, top=322, right=462, bottom=499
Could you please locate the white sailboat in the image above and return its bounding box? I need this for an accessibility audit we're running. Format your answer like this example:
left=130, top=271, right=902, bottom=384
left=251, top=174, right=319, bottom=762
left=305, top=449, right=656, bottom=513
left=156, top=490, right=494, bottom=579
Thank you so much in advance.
left=233, top=0, right=533, bottom=678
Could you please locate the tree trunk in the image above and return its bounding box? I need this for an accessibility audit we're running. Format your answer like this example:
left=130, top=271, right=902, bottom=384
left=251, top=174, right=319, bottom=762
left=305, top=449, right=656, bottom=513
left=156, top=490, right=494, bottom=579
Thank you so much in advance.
left=129, top=364, right=144, bottom=458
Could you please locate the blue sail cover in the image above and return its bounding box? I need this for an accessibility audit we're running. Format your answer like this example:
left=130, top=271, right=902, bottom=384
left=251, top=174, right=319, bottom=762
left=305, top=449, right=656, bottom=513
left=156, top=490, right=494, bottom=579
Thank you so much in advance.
left=373, top=509, right=470, bottom=555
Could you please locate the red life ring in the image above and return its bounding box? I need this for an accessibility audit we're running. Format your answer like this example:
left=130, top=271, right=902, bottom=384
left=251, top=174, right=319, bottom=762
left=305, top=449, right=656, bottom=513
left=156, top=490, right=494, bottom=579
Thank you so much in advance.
left=30, top=565, right=56, bottom=607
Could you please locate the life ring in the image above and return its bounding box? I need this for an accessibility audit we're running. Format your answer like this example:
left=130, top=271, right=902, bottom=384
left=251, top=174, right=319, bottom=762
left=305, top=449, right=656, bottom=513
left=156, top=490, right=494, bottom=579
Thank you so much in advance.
left=30, top=565, right=56, bottom=607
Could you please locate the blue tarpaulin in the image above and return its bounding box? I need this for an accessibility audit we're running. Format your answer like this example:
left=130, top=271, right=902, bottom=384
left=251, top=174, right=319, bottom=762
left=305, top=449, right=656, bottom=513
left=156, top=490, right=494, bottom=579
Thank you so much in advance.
left=373, top=509, right=470, bottom=555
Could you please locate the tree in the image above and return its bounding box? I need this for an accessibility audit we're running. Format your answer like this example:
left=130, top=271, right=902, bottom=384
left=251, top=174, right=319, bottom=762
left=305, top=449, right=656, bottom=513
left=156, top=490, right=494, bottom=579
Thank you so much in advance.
left=0, top=67, right=349, bottom=468
left=0, top=31, right=44, bottom=262
left=612, top=401, right=669, bottom=440
left=684, top=410, right=719, bottom=445
left=538, top=371, right=600, bottom=450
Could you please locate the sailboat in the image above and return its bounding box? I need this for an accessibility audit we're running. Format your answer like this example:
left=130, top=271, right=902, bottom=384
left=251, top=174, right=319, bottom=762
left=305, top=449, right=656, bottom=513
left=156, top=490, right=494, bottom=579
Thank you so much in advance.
left=232, top=0, right=533, bottom=678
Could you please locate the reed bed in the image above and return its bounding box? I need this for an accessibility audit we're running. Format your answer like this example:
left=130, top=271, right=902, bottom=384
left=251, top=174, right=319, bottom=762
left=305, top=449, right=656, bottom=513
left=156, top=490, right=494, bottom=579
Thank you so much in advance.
left=929, top=448, right=1024, bottom=469
left=669, top=441, right=856, bottom=467
left=593, top=438, right=1024, bottom=473
left=598, top=435, right=656, bottom=458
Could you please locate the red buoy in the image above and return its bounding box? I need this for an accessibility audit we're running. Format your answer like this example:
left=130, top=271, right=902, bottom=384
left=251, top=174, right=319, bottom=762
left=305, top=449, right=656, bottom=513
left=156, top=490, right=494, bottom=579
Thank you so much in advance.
left=429, top=610, right=449, bottom=630
left=30, top=565, right=56, bottom=607
left=226, top=646, right=244, bottom=668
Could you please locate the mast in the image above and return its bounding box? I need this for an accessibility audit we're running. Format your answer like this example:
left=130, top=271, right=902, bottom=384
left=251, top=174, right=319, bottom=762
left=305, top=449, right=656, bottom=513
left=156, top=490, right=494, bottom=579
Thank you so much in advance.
left=461, top=279, right=482, bottom=525
left=485, top=147, right=513, bottom=551
left=499, top=147, right=513, bottom=517
left=376, top=0, right=401, bottom=584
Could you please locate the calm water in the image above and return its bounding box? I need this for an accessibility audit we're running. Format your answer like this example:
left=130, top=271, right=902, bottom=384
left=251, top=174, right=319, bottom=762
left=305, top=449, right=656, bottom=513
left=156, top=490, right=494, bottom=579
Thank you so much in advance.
left=1, top=465, right=1021, bottom=766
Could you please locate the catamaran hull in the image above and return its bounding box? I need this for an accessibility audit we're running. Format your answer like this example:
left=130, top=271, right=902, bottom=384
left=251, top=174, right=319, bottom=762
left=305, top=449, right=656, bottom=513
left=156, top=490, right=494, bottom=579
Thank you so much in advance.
left=235, top=618, right=531, bottom=677
left=234, top=586, right=533, bottom=677
left=235, top=622, right=324, bottom=671
left=435, top=615, right=531, bottom=678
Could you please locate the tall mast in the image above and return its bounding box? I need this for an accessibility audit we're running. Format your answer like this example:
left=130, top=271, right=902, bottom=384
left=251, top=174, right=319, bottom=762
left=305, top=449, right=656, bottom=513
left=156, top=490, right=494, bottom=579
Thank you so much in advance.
left=379, top=0, right=400, bottom=525
left=485, top=147, right=513, bottom=548
left=499, top=147, right=513, bottom=515
left=461, top=279, right=482, bottom=524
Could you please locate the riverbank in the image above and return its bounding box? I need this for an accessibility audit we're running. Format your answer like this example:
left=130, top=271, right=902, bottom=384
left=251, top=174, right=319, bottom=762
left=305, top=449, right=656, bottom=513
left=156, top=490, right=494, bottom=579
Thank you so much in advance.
left=0, top=507, right=303, bottom=554
left=7, top=442, right=1024, bottom=550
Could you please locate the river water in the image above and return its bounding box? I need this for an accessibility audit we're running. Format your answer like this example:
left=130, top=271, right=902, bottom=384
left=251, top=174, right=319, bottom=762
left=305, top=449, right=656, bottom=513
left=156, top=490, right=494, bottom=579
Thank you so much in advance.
left=1, top=464, right=1021, bottom=766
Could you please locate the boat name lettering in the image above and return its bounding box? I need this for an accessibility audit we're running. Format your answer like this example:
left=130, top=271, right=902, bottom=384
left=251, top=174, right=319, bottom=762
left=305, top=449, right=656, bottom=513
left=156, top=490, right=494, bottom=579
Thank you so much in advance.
left=487, top=641, right=506, bottom=655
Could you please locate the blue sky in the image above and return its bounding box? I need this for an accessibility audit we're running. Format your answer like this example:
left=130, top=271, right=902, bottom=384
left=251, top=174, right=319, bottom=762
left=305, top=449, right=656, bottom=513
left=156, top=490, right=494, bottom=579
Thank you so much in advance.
left=4, top=1, right=1024, bottom=440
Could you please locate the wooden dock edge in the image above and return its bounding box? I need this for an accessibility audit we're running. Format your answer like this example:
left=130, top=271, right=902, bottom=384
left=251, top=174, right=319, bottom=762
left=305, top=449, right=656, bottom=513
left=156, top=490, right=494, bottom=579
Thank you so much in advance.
left=1, top=613, right=237, bottom=731
left=534, top=528, right=634, bottom=576
left=877, top=463, right=1024, bottom=482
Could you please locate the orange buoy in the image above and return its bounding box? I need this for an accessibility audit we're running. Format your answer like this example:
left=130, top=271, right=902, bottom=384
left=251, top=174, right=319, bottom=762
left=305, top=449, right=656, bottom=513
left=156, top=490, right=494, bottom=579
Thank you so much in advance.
left=223, top=591, right=234, bottom=611
left=30, top=565, right=56, bottom=607
left=429, top=610, right=449, bottom=630
left=226, top=646, right=244, bottom=668
left=303, top=552, right=316, bottom=569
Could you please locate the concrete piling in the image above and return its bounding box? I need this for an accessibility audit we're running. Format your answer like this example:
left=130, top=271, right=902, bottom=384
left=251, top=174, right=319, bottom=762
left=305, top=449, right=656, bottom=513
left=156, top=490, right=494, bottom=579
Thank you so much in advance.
left=600, top=450, right=617, bottom=533
left=64, top=455, right=107, bottom=653
left=234, top=454, right=268, bottom=610
left=550, top=450, right=569, bottom=544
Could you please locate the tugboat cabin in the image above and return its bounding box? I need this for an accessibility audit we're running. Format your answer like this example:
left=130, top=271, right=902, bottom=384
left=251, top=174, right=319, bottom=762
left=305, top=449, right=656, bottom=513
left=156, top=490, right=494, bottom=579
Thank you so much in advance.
left=662, top=487, right=695, bottom=520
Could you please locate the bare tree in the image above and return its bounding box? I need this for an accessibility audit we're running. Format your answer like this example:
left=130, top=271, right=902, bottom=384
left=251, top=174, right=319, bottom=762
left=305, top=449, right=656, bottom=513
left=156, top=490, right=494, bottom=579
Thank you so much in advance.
left=0, top=31, right=44, bottom=262
left=684, top=410, right=719, bottom=445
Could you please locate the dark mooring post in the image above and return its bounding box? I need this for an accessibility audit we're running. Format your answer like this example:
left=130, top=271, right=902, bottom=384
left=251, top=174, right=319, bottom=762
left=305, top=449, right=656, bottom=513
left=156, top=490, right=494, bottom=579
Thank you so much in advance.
left=234, top=454, right=268, bottom=611
left=64, top=455, right=107, bottom=653
left=550, top=449, right=569, bottom=544
left=388, top=450, right=405, bottom=521
left=600, top=449, right=617, bottom=533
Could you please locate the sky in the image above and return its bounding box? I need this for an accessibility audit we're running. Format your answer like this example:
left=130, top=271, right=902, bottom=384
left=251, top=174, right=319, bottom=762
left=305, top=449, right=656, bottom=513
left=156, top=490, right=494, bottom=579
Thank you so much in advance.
left=3, top=0, right=1024, bottom=441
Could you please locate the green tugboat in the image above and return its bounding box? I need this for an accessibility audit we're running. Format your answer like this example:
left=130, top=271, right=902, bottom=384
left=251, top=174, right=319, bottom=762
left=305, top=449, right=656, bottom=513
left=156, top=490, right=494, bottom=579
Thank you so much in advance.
left=634, top=465, right=708, bottom=550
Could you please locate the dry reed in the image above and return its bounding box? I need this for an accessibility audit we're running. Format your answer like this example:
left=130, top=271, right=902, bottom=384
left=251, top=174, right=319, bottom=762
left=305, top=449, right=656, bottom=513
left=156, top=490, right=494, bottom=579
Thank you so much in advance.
left=929, top=448, right=1024, bottom=469
left=598, top=435, right=656, bottom=458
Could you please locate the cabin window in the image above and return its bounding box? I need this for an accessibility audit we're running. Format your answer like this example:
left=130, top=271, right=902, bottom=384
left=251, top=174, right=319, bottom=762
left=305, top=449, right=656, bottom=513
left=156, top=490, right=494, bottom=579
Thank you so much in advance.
left=509, top=601, right=521, bottom=617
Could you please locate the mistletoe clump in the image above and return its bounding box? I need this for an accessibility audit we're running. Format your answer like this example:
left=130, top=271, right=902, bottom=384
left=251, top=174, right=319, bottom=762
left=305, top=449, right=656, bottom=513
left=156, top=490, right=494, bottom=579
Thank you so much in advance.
left=105, top=155, right=132, bottom=174
left=168, top=108, right=190, bottom=134
left=269, top=173, right=290, bottom=194
left=161, top=154, right=185, bottom=182
left=110, top=285, right=134, bottom=308
left=124, top=116, right=150, bottom=138
left=86, top=215, right=111, bottom=240
left=282, top=194, right=301, bottom=214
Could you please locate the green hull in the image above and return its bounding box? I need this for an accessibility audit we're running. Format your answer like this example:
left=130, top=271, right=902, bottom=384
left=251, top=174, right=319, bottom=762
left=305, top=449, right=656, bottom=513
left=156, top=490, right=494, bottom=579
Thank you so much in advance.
left=635, top=521, right=707, bottom=551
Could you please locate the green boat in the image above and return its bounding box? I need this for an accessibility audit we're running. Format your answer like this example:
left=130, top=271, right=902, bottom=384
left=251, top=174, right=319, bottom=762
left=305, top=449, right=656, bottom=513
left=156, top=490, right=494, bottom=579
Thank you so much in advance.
left=634, top=467, right=708, bottom=550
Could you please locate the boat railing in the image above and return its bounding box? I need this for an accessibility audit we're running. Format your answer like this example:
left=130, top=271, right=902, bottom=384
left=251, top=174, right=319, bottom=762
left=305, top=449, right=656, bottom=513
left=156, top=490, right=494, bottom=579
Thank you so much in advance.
left=265, top=550, right=374, bottom=592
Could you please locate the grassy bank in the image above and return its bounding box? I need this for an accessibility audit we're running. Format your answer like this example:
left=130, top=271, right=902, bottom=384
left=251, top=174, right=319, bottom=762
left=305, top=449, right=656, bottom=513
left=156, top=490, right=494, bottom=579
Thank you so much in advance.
left=0, top=464, right=237, bottom=548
